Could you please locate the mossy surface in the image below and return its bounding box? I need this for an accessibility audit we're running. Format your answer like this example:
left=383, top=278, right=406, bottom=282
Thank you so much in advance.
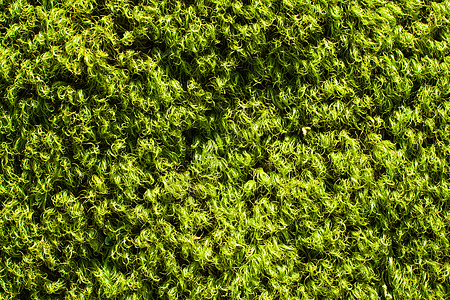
left=0, top=0, right=449, bottom=299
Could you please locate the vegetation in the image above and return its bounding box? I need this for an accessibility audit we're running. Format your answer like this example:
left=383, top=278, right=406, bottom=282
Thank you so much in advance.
left=0, top=0, right=449, bottom=298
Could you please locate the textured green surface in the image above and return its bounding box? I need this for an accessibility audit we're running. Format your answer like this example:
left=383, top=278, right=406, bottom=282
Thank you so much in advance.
left=1, top=0, right=450, bottom=299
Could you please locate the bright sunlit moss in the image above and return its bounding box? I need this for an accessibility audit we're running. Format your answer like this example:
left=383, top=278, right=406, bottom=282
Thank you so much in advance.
left=0, top=0, right=449, bottom=299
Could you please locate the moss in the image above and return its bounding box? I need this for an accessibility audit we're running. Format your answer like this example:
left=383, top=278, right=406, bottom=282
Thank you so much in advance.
left=0, top=0, right=449, bottom=299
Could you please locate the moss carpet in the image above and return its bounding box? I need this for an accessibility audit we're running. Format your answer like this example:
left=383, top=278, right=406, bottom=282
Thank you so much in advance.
left=0, top=0, right=450, bottom=299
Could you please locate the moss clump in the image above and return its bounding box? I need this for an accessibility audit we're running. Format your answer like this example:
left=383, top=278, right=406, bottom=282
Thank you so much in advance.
left=0, top=0, right=449, bottom=299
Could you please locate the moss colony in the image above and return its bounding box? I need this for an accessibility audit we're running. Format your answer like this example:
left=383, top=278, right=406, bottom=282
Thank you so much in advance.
left=0, top=0, right=449, bottom=299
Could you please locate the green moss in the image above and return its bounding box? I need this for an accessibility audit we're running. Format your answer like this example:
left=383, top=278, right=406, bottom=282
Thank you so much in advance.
left=0, top=0, right=449, bottom=299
